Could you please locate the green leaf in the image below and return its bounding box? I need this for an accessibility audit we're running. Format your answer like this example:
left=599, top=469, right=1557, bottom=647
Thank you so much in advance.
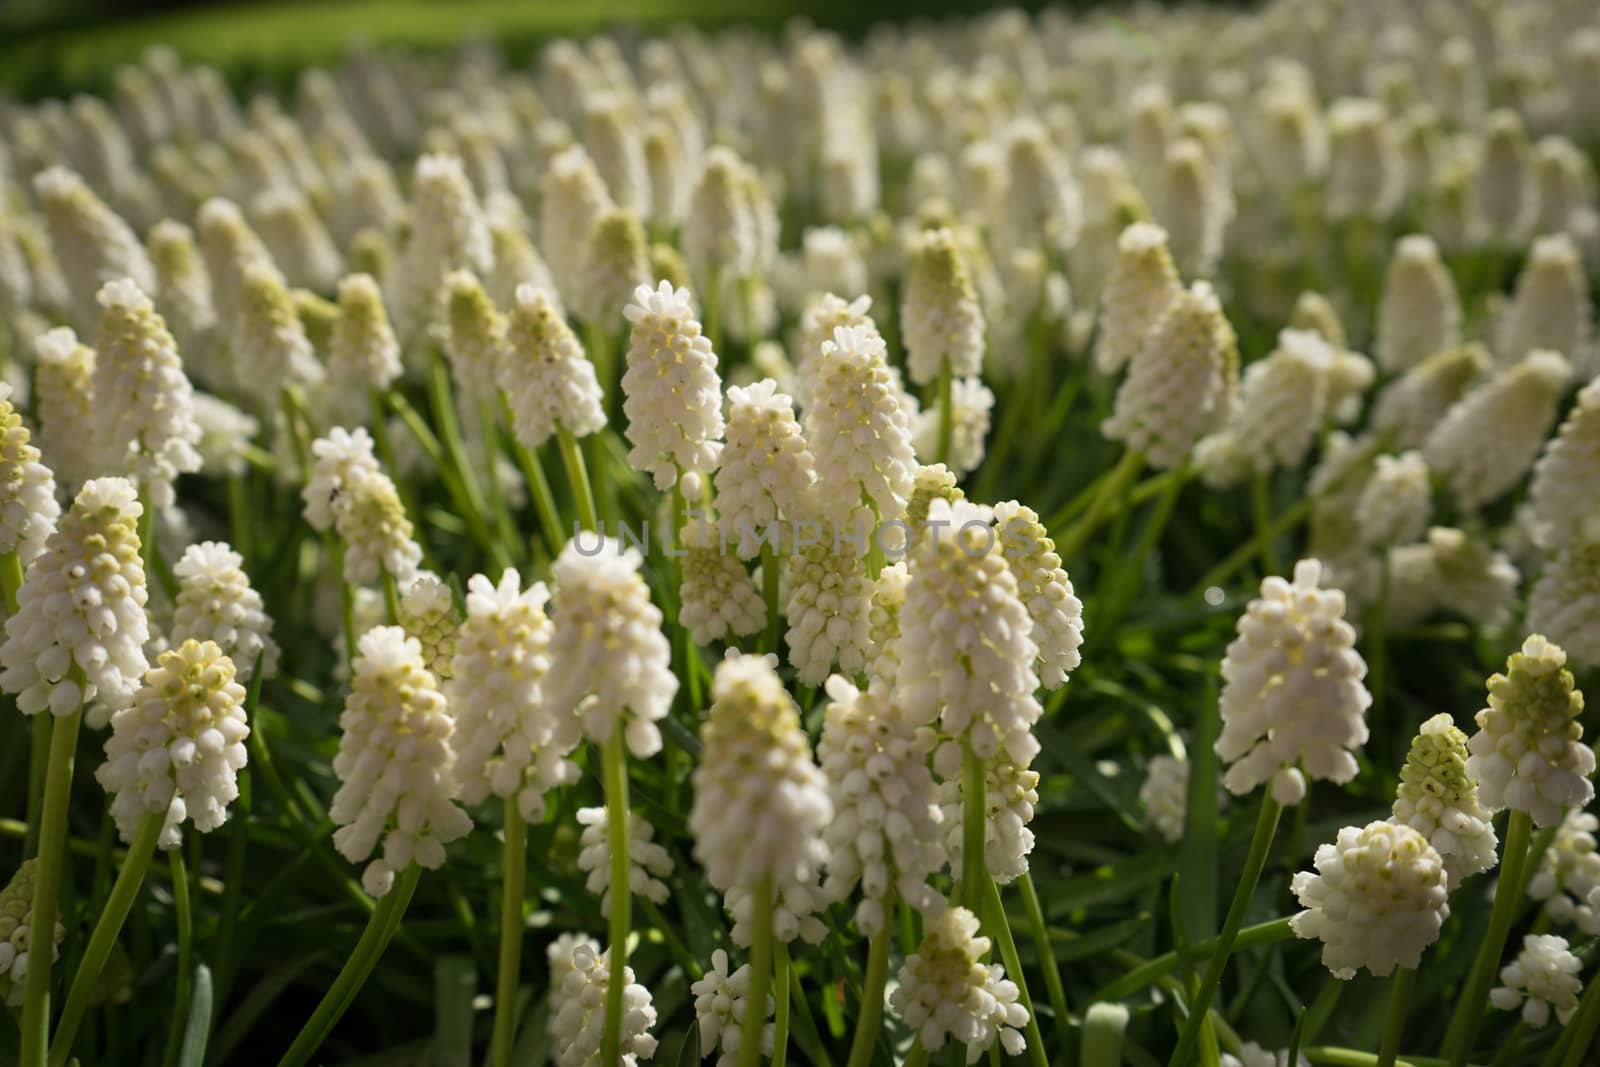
left=431, top=955, right=477, bottom=1067
left=1178, top=674, right=1222, bottom=942
left=176, top=963, right=214, bottom=1067
left=1079, top=1003, right=1129, bottom=1067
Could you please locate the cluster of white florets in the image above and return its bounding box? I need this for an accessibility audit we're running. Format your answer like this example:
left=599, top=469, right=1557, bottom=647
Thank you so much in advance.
left=547, top=933, right=658, bottom=1067
left=1391, top=714, right=1498, bottom=887
left=302, top=427, right=422, bottom=586
left=576, top=806, right=674, bottom=918
left=690, top=949, right=773, bottom=1067
left=1526, top=810, right=1600, bottom=936
left=1490, top=934, right=1584, bottom=1027
left=0, top=861, right=62, bottom=1005
left=621, top=280, right=725, bottom=490
left=891, top=906, right=1029, bottom=1061
left=170, top=541, right=277, bottom=679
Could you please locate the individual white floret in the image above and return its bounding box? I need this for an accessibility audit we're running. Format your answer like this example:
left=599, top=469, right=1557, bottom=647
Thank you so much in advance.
left=805, top=324, right=916, bottom=527
left=1527, top=810, right=1600, bottom=936
left=890, top=905, right=1029, bottom=1061
left=993, top=501, right=1084, bottom=691
left=546, top=933, right=658, bottom=1067
left=1290, top=820, right=1450, bottom=979
left=0, top=383, right=59, bottom=567
left=96, top=639, right=249, bottom=849
left=1095, top=222, right=1181, bottom=377
left=620, top=280, right=725, bottom=491
left=171, top=541, right=277, bottom=680
left=543, top=537, right=677, bottom=758
left=1424, top=350, right=1570, bottom=512
left=818, top=676, right=945, bottom=931
left=1465, top=635, right=1595, bottom=829
left=576, top=806, right=673, bottom=917
left=1215, top=560, right=1370, bottom=803
left=1391, top=713, right=1498, bottom=887
left=1490, top=934, right=1584, bottom=1027
left=0, top=476, right=149, bottom=722
left=1375, top=236, right=1461, bottom=373
left=690, top=948, right=773, bottom=1067
left=691, top=653, right=831, bottom=943
left=502, top=284, right=607, bottom=450
left=92, top=278, right=202, bottom=510
left=329, top=626, right=473, bottom=897
left=1103, top=280, right=1237, bottom=471
left=446, top=570, right=578, bottom=822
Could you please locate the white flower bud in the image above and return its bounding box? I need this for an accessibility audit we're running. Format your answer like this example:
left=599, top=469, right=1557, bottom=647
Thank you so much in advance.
left=97, top=639, right=249, bottom=849
left=327, top=273, right=402, bottom=408
left=1355, top=452, right=1431, bottom=549
left=1140, top=755, right=1190, bottom=844
left=302, top=427, right=422, bottom=586
left=913, top=377, right=993, bottom=477
left=330, top=626, right=472, bottom=897
left=1216, top=560, right=1370, bottom=799
left=0, top=861, right=64, bottom=1004
left=392, top=154, right=494, bottom=347
left=937, top=741, right=1039, bottom=885
left=196, top=197, right=279, bottom=340
left=1386, top=526, right=1520, bottom=631
left=1477, top=110, right=1536, bottom=247
left=251, top=188, right=342, bottom=294
left=1465, top=635, right=1595, bottom=829
left=397, top=572, right=459, bottom=681
left=891, top=906, right=1029, bottom=1059
left=32, top=166, right=154, bottom=331
left=541, top=146, right=614, bottom=313
left=30, top=328, right=97, bottom=493
left=794, top=292, right=877, bottom=408
left=1325, top=98, right=1402, bottom=222
left=500, top=284, right=606, bottom=450
left=1, top=476, right=149, bottom=722
left=236, top=265, right=325, bottom=396
left=1529, top=376, right=1600, bottom=549
left=146, top=220, right=217, bottom=366
left=716, top=379, right=816, bottom=559
left=1290, top=820, right=1449, bottom=979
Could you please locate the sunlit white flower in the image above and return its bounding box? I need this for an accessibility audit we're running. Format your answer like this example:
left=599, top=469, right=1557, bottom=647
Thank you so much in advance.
left=891, top=906, right=1029, bottom=1061
left=0, top=383, right=59, bottom=567
left=502, top=284, right=607, bottom=450
left=1096, top=222, right=1181, bottom=377
left=577, top=806, right=674, bottom=917
left=397, top=571, right=459, bottom=681
left=1497, top=235, right=1593, bottom=369
left=993, top=501, right=1084, bottom=690
left=1375, top=236, right=1461, bottom=373
left=171, top=541, right=277, bottom=680
left=30, top=327, right=98, bottom=491
left=690, top=949, right=773, bottom=1067
left=621, top=280, right=725, bottom=491
left=902, top=227, right=985, bottom=387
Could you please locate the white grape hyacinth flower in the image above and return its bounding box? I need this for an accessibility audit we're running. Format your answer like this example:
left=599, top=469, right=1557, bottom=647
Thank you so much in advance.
left=446, top=570, right=578, bottom=823
left=784, top=538, right=874, bottom=686
left=901, top=226, right=986, bottom=387
left=576, top=805, right=674, bottom=917
left=890, top=905, right=1029, bottom=1061
left=690, top=653, right=832, bottom=944
left=0, top=382, right=60, bottom=567
left=937, top=742, right=1039, bottom=885
left=397, top=571, right=460, bottom=681
left=1375, top=235, right=1461, bottom=373
left=691, top=948, right=773, bottom=1067
left=96, top=639, right=249, bottom=850
left=716, top=378, right=817, bottom=558
left=1526, top=541, right=1600, bottom=670
left=1490, top=934, right=1584, bottom=1027
left=1095, top=222, right=1181, bottom=377
left=326, top=273, right=402, bottom=412
left=1391, top=713, right=1498, bottom=887
left=547, top=933, right=658, bottom=1067
left=805, top=323, right=917, bottom=528
left=1526, top=810, right=1600, bottom=936
left=1140, top=754, right=1191, bottom=844
left=330, top=627, right=472, bottom=897
left=0, top=861, right=63, bottom=1005
left=678, top=517, right=764, bottom=646
left=1221, top=1043, right=1310, bottom=1067
left=170, top=541, right=278, bottom=680
left=913, top=376, right=993, bottom=477
left=1497, top=234, right=1593, bottom=369
left=1464, top=635, right=1595, bottom=829
left=1355, top=452, right=1431, bottom=549
left=1290, top=820, right=1450, bottom=979
left=0, top=476, right=149, bottom=723
left=897, top=497, right=1042, bottom=764
left=31, top=327, right=99, bottom=492
left=1215, top=559, right=1370, bottom=805
left=502, top=284, right=607, bottom=450
left=302, top=427, right=422, bottom=587
left=818, top=676, right=946, bottom=932
left=1527, top=375, right=1600, bottom=549
left=543, top=537, right=677, bottom=758
left=92, top=277, right=202, bottom=510
left=993, top=501, right=1085, bottom=691
left=621, top=280, right=725, bottom=491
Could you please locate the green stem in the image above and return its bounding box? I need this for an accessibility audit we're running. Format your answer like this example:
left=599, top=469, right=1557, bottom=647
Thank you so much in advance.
left=844, top=900, right=894, bottom=1067
left=1484, top=1020, right=1524, bottom=1067
left=1375, top=966, right=1414, bottom=1067
left=493, top=799, right=527, bottom=1067
left=903, top=1041, right=930, bottom=1067
left=499, top=394, right=563, bottom=560
left=935, top=357, right=953, bottom=466
left=1443, top=810, right=1533, bottom=1067
left=600, top=731, right=633, bottom=1066
left=227, top=473, right=253, bottom=567
left=961, top=739, right=986, bottom=909
left=761, top=543, right=781, bottom=654
left=161, top=847, right=195, bottom=1067
left=773, top=941, right=791, bottom=1067
left=557, top=425, right=599, bottom=531
left=275, top=864, right=422, bottom=1067
left=1167, top=793, right=1283, bottom=1067
left=1188, top=497, right=1314, bottom=596
left=426, top=349, right=509, bottom=571
left=369, top=388, right=425, bottom=565
left=981, top=875, right=1051, bottom=1067
left=26, top=714, right=48, bottom=856
left=1019, top=872, right=1071, bottom=1057
left=1097, top=917, right=1299, bottom=1001
left=736, top=877, right=774, bottom=1067
left=1306, top=1049, right=1468, bottom=1067
left=1097, top=468, right=1188, bottom=638
left=21, top=705, right=82, bottom=1067
left=48, top=810, right=163, bottom=1067
left=479, top=400, right=520, bottom=553
left=1056, top=450, right=1144, bottom=562
left=586, top=322, right=616, bottom=422
left=1251, top=471, right=1279, bottom=576
left=381, top=567, right=401, bottom=625
left=1551, top=966, right=1600, bottom=1067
